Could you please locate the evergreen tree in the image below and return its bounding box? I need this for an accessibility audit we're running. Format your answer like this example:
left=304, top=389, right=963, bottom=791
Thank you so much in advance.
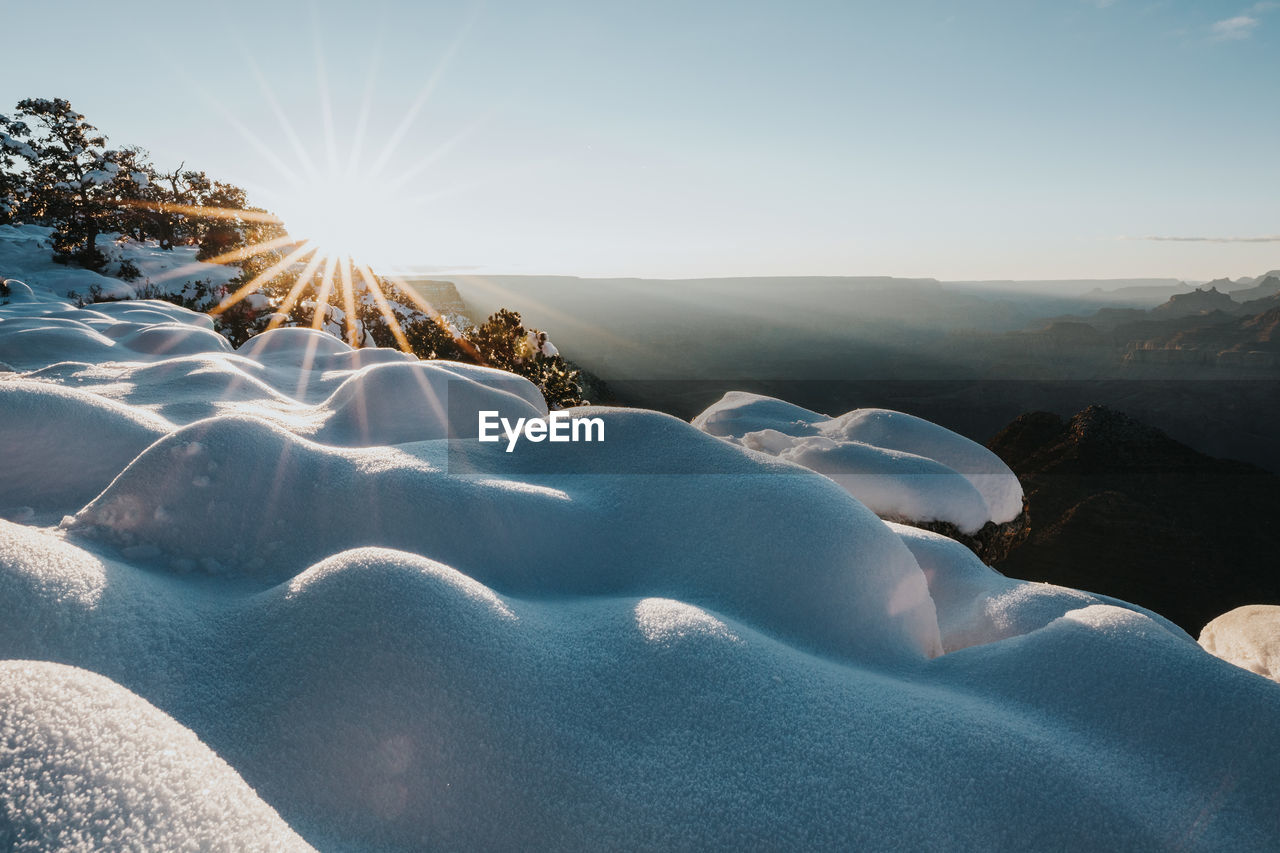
left=403, top=315, right=468, bottom=361
left=467, top=308, right=527, bottom=369
left=465, top=309, right=584, bottom=407
left=10, top=98, right=125, bottom=268
left=0, top=113, right=33, bottom=224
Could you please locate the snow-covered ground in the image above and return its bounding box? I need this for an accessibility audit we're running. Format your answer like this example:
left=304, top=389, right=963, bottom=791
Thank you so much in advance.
left=0, top=223, right=240, bottom=304
left=3, top=227, right=1280, bottom=850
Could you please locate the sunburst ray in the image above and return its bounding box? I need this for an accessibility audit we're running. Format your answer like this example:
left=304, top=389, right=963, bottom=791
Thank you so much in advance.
left=240, top=47, right=319, bottom=180
left=338, top=256, right=360, bottom=347
left=354, top=262, right=412, bottom=353
left=211, top=243, right=316, bottom=315
left=382, top=272, right=484, bottom=362
left=366, top=4, right=480, bottom=180
left=310, top=255, right=341, bottom=331
left=266, top=251, right=328, bottom=331
left=310, top=12, right=342, bottom=175
left=116, top=199, right=284, bottom=225
left=145, top=235, right=300, bottom=285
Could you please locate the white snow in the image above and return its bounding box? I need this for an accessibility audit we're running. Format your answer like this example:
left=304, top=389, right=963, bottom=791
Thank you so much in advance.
left=694, top=391, right=1024, bottom=532
left=1199, top=605, right=1280, bottom=682
left=889, top=522, right=1184, bottom=652
left=0, top=660, right=313, bottom=852
left=0, top=223, right=239, bottom=304
left=2, top=235, right=1280, bottom=850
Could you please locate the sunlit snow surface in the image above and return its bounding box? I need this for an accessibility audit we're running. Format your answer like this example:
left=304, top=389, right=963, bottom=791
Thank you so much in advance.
left=1201, top=605, right=1280, bottom=683
left=3, top=225, right=1280, bottom=850
left=694, top=390, right=1025, bottom=533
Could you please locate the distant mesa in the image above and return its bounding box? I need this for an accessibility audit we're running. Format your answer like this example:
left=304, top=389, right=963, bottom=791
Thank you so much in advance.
left=1150, top=285, right=1236, bottom=319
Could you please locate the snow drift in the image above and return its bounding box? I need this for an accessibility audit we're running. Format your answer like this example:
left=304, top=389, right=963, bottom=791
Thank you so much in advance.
left=693, top=391, right=1023, bottom=533
left=3, top=228, right=1280, bottom=850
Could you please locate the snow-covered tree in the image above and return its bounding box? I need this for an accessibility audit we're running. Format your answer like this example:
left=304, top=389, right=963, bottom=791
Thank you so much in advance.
left=11, top=98, right=120, bottom=266
left=467, top=309, right=584, bottom=407
left=0, top=113, right=34, bottom=224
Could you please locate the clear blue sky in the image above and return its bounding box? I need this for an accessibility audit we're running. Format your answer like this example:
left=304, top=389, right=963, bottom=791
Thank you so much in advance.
left=1, top=0, right=1276, bottom=279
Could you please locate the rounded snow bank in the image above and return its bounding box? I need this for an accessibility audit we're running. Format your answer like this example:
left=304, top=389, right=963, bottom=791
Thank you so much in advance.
left=1, top=279, right=41, bottom=304
left=0, top=321, right=119, bottom=368
left=889, top=523, right=1185, bottom=652
left=236, top=326, right=357, bottom=361
left=694, top=392, right=1024, bottom=532
left=69, top=408, right=942, bottom=663
left=84, top=299, right=214, bottom=329
left=5, top=526, right=1280, bottom=850
left=0, top=380, right=169, bottom=515
left=0, top=303, right=224, bottom=369
left=314, top=361, right=546, bottom=446
left=114, top=322, right=232, bottom=357
left=0, top=661, right=313, bottom=852
left=1200, top=605, right=1280, bottom=681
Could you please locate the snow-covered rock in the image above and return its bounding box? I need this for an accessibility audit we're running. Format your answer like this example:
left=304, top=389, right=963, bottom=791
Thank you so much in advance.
left=694, top=391, right=1025, bottom=534
left=1199, top=605, right=1280, bottom=682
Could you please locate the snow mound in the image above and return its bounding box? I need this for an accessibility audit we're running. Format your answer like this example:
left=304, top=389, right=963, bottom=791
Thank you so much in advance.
left=760, top=432, right=992, bottom=533
left=0, top=301, right=227, bottom=370
left=236, top=326, right=356, bottom=361
left=0, top=660, right=313, bottom=852
left=83, top=298, right=217, bottom=329
left=113, top=322, right=232, bottom=357
left=68, top=408, right=941, bottom=662
left=695, top=392, right=1024, bottom=532
left=889, top=523, right=1184, bottom=652
left=0, top=320, right=119, bottom=368
left=312, top=361, right=546, bottom=445
left=0, top=380, right=168, bottom=517
left=1199, top=605, right=1280, bottom=681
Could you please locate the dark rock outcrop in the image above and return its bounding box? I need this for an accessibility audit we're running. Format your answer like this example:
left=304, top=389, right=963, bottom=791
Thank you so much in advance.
left=1150, top=286, right=1236, bottom=319
left=903, top=498, right=1030, bottom=565
left=988, top=405, right=1280, bottom=633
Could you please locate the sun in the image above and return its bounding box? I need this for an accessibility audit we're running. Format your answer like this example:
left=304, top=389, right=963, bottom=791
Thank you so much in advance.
left=274, top=170, right=409, bottom=270
left=126, top=174, right=456, bottom=356
left=119, top=23, right=489, bottom=360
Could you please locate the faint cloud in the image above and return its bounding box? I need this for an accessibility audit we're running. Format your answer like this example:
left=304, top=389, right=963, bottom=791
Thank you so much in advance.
left=1137, top=234, right=1280, bottom=243
left=1089, top=0, right=1118, bottom=7
left=1211, top=3, right=1278, bottom=39
left=1212, top=14, right=1260, bottom=39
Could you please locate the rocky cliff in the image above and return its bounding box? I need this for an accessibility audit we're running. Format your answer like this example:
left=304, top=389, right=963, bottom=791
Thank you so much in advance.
left=988, top=405, right=1280, bottom=632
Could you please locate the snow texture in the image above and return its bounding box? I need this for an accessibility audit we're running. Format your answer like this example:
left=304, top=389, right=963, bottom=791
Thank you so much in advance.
left=0, top=660, right=313, bottom=852
left=1200, top=605, right=1280, bottom=682
left=2, top=232, right=1280, bottom=850
left=694, top=391, right=1024, bottom=532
